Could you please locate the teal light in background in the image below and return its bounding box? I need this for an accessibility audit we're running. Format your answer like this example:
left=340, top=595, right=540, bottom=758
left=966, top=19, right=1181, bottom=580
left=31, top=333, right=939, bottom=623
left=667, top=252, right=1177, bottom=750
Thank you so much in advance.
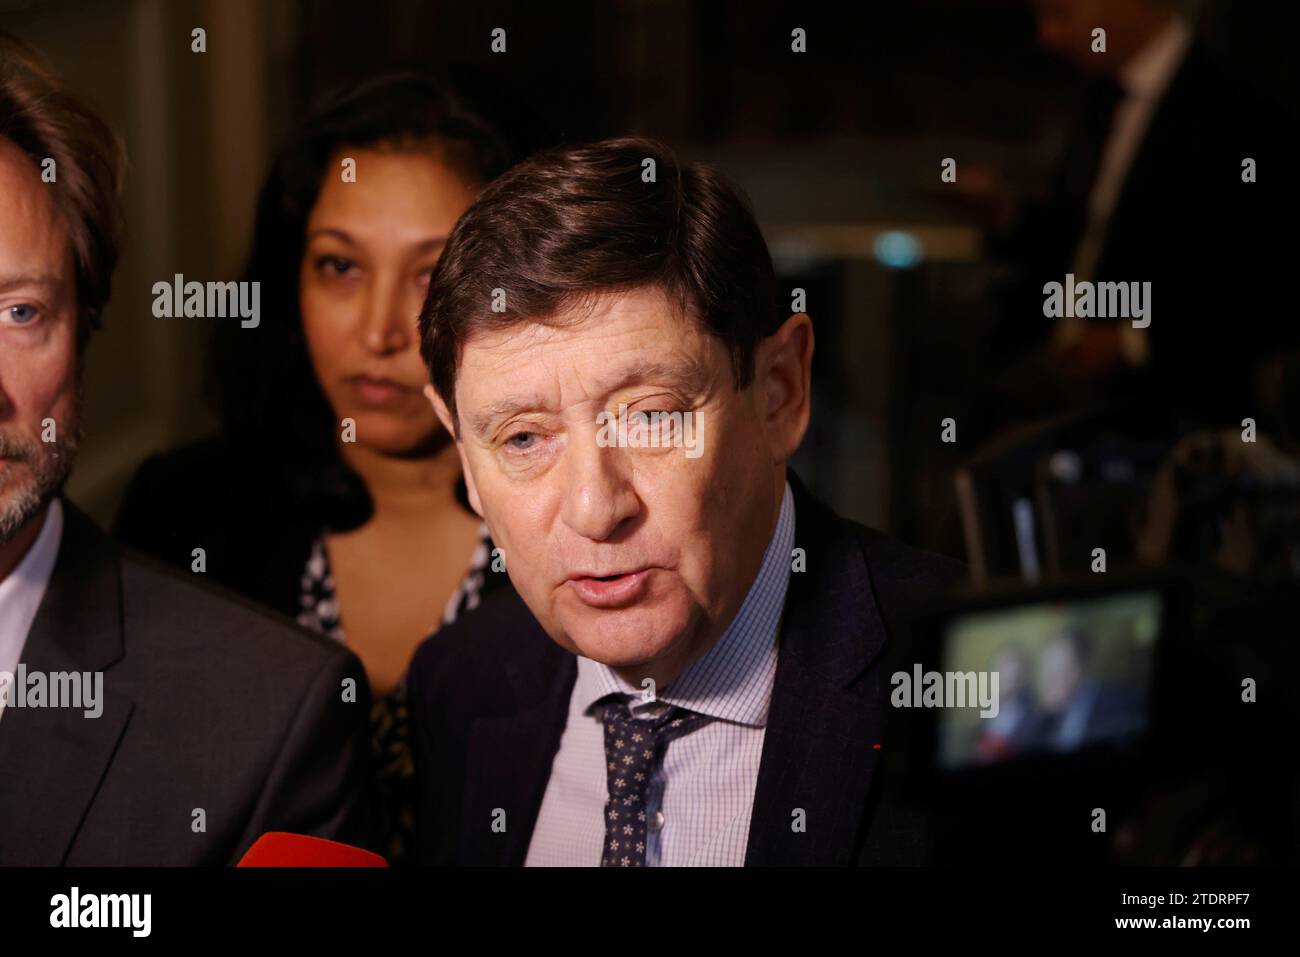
left=873, top=230, right=923, bottom=269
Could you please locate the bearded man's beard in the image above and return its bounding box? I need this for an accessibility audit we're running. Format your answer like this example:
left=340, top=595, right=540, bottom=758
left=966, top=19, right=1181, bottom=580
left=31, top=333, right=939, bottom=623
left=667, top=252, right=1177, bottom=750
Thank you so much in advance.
left=0, top=417, right=80, bottom=545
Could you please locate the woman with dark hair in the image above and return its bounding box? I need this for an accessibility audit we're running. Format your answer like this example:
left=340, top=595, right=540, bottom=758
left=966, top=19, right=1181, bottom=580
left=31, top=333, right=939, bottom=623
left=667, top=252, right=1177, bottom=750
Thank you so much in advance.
left=114, top=73, right=524, bottom=863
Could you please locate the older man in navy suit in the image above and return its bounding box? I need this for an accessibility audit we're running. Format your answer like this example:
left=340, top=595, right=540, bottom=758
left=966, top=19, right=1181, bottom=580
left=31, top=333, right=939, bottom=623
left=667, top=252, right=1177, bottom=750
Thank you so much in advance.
left=409, top=137, right=964, bottom=866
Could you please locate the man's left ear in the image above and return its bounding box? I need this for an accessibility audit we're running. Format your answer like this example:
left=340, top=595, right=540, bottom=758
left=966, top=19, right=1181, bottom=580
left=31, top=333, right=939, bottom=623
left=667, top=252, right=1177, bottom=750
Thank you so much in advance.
left=754, top=313, right=814, bottom=462
left=424, top=383, right=484, bottom=516
left=423, top=383, right=454, bottom=436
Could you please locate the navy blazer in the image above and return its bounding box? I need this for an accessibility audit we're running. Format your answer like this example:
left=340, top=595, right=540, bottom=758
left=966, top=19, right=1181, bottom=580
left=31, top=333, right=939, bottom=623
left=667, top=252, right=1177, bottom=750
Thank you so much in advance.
left=408, top=472, right=965, bottom=865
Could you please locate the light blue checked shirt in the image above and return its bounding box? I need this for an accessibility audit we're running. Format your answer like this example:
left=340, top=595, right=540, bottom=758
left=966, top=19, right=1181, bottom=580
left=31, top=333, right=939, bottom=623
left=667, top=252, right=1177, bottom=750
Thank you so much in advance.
left=525, top=481, right=795, bottom=866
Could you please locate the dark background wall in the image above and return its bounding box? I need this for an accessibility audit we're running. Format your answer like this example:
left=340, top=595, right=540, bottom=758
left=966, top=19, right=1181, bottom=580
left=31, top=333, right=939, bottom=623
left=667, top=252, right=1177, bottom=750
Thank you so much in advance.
left=3, top=0, right=1293, bottom=554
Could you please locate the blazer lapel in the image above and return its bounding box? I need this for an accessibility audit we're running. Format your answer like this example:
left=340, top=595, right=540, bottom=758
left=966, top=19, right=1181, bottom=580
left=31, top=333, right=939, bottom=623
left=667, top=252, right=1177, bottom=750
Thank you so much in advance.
left=745, top=475, right=890, bottom=865
left=456, top=614, right=576, bottom=866
left=0, top=503, right=133, bottom=865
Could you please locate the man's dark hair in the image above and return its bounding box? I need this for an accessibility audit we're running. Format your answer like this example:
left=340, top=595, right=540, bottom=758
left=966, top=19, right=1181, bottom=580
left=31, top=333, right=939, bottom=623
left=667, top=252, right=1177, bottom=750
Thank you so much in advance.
left=0, top=30, right=125, bottom=348
left=419, top=136, right=782, bottom=434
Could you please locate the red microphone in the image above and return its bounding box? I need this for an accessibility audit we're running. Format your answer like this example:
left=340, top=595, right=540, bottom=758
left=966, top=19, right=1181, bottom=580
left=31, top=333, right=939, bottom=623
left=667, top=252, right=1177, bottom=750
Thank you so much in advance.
left=237, top=832, right=388, bottom=867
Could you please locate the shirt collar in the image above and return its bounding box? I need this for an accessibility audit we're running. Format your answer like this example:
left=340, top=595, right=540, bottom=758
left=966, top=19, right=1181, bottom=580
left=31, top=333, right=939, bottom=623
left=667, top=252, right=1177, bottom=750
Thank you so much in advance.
left=1119, top=15, right=1192, bottom=101
left=575, top=481, right=795, bottom=728
left=0, top=498, right=65, bottom=686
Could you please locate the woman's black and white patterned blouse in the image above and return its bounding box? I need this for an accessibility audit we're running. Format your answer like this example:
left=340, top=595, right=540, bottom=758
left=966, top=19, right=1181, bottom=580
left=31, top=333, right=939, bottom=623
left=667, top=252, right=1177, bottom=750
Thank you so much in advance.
left=295, top=521, right=494, bottom=864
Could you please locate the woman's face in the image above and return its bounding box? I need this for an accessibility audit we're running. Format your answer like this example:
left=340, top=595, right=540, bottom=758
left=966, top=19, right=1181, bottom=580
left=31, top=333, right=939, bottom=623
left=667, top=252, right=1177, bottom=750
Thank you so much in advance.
left=301, top=146, right=478, bottom=455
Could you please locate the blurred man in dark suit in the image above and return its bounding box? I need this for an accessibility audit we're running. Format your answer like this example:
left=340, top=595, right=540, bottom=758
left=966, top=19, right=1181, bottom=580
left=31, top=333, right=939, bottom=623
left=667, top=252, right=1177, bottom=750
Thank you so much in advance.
left=1031, top=629, right=1145, bottom=752
left=0, top=32, right=371, bottom=865
left=409, top=137, right=964, bottom=866
left=981, top=0, right=1296, bottom=424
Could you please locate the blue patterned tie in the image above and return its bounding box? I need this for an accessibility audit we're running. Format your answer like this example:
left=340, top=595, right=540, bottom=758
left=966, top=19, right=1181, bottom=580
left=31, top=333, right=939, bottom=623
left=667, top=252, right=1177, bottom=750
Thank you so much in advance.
left=598, top=694, right=712, bottom=866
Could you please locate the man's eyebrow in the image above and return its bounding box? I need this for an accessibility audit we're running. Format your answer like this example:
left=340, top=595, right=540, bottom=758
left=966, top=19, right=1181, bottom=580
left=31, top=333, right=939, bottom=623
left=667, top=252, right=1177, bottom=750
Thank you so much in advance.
left=464, top=355, right=714, bottom=438
left=608, top=356, right=714, bottom=392
left=467, top=394, right=554, bottom=438
left=0, top=274, right=61, bottom=294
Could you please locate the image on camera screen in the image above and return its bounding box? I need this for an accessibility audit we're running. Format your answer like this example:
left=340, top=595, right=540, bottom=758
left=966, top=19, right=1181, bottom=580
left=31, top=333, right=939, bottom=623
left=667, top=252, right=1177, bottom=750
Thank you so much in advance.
left=937, top=590, right=1162, bottom=769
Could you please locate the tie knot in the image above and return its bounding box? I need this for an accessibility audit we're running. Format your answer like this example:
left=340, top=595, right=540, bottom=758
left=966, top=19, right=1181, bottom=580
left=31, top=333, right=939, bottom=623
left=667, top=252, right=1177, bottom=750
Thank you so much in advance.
left=599, top=694, right=711, bottom=743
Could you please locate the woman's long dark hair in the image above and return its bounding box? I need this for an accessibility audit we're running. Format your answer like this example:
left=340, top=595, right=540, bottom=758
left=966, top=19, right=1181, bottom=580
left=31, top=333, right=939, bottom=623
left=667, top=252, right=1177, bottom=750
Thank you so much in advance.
left=208, top=73, right=522, bottom=530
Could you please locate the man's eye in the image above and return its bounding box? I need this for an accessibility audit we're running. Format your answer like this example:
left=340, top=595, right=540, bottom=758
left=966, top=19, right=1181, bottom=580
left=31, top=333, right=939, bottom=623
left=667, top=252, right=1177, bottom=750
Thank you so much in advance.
left=506, top=431, right=539, bottom=452
left=4, top=304, right=39, bottom=325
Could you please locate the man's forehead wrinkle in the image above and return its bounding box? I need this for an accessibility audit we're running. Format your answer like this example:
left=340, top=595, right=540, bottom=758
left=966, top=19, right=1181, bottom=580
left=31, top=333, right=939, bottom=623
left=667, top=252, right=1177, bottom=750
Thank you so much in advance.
left=469, top=321, right=562, bottom=370
left=469, top=313, right=656, bottom=378
left=456, top=287, right=724, bottom=435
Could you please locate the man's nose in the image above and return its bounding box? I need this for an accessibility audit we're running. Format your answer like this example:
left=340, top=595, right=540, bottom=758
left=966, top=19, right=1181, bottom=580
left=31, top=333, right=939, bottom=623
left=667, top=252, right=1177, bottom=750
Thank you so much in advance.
left=559, top=430, right=640, bottom=542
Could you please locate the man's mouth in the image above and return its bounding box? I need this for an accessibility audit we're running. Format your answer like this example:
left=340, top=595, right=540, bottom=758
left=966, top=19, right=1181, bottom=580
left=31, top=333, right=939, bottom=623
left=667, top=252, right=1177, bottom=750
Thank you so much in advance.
left=566, top=568, right=654, bottom=609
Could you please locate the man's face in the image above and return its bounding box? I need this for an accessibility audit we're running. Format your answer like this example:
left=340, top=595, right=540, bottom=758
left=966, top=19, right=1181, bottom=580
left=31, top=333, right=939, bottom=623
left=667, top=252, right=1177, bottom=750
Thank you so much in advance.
left=0, top=137, right=80, bottom=544
left=441, top=286, right=804, bottom=686
left=1037, top=637, right=1085, bottom=712
left=994, top=649, right=1028, bottom=696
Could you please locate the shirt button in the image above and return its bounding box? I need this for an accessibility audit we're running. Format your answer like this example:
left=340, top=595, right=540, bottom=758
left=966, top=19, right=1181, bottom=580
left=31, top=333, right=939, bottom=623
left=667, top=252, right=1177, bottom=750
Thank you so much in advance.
left=649, top=811, right=665, bottom=832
